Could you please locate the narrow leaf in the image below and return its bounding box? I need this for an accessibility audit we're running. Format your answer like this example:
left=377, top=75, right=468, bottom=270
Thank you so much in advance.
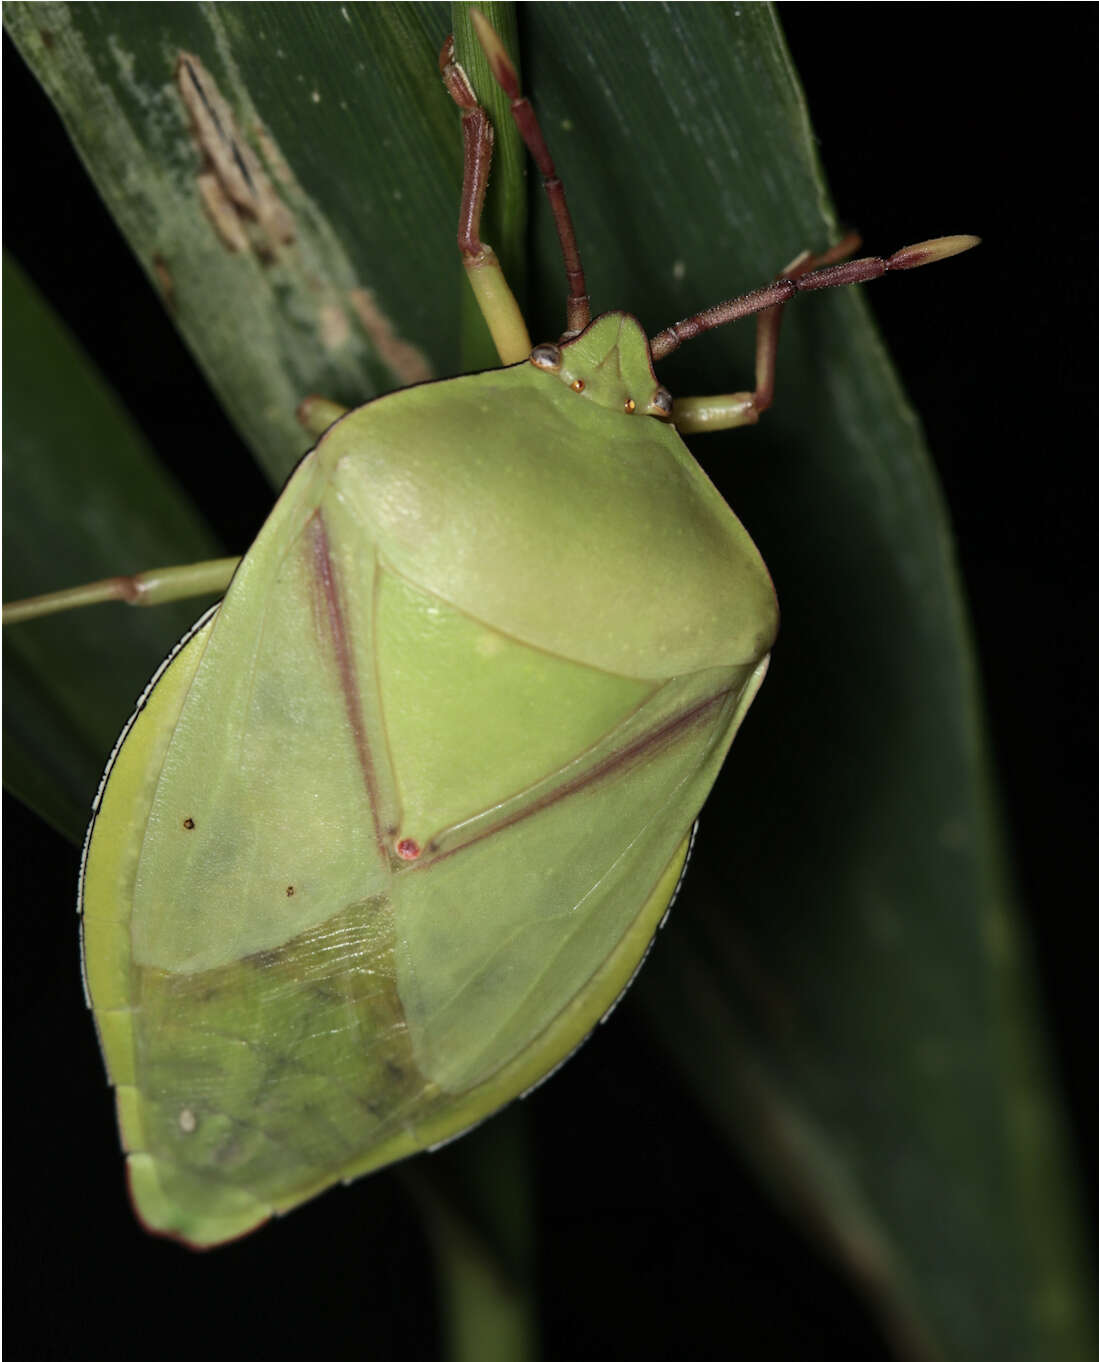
left=3, top=5, right=1092, bottom=1360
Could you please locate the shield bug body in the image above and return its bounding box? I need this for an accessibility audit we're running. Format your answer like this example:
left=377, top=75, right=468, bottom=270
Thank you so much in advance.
left=59, top=14, right=979, bottom=1247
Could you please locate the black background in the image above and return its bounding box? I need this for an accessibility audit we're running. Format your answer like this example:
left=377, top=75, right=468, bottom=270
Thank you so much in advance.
left=4, top=6, right=1096, bottom=1360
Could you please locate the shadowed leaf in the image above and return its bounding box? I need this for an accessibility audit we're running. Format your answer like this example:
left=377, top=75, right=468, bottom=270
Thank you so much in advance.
left=3, top=4, right=1093, bottom=1360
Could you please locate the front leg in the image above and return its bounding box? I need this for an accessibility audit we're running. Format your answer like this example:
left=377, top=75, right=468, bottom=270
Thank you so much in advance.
left=665, top=233, right=977, bottom=435
left=671, top=233, right=861, bottom=434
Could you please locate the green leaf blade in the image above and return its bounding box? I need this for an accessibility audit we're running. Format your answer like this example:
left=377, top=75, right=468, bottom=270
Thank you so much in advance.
left=2, top=252, right=224, bottom=838
left=3, top=5, right=1093, bottom=1359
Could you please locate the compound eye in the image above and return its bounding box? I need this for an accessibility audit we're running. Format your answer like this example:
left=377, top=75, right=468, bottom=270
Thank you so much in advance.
left=648, top=386, right=674, bottom=418
left=529, top=343, right=562, bottom=371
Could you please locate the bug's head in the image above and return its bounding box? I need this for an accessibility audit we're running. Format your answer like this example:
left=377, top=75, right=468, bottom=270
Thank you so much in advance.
left=458, top=12, right=978, bottom=435
left=527, top=314, right=673, bottom=421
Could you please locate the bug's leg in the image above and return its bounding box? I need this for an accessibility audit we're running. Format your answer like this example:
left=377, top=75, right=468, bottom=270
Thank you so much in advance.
left=672, top=233, right=862, bottom=434
left=440, top=36, right=531, bottom=365
left=6, top=398, right=346, bottom=627
left=3, top=557, right=241, bottom=625
left=471, top=12, right=591, bottom=338
left=661, top=234, right=980, bottom=435
left=6, top=391, right=351, bottom=627
left=297, top=395, right=350, bottom=439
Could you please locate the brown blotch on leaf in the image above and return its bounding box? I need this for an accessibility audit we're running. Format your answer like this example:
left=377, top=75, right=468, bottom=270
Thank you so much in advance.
left=348, top=288, right=433, bottom=387
left=253, top=121, right=297, bottom=190
left=152, top=254, right=176, bottom=309
left=196, top=172, right=249, bottom=253
left=175, top=51, right=296, bottom=260
left=182, top=816, right=196, bottom=830
left=319, top=302, right=351, bottom=352
left=285, top=885, right=295, bottom=897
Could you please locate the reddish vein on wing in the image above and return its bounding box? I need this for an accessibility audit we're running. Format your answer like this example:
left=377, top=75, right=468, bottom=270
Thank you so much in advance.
left=430, top=686, right=731, bottom=864
left=308, top=513, right=387, bottom=859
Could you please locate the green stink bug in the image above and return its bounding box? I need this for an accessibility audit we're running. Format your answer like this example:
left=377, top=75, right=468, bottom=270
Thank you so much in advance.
left=10, top=13, right=977, bottom=1251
